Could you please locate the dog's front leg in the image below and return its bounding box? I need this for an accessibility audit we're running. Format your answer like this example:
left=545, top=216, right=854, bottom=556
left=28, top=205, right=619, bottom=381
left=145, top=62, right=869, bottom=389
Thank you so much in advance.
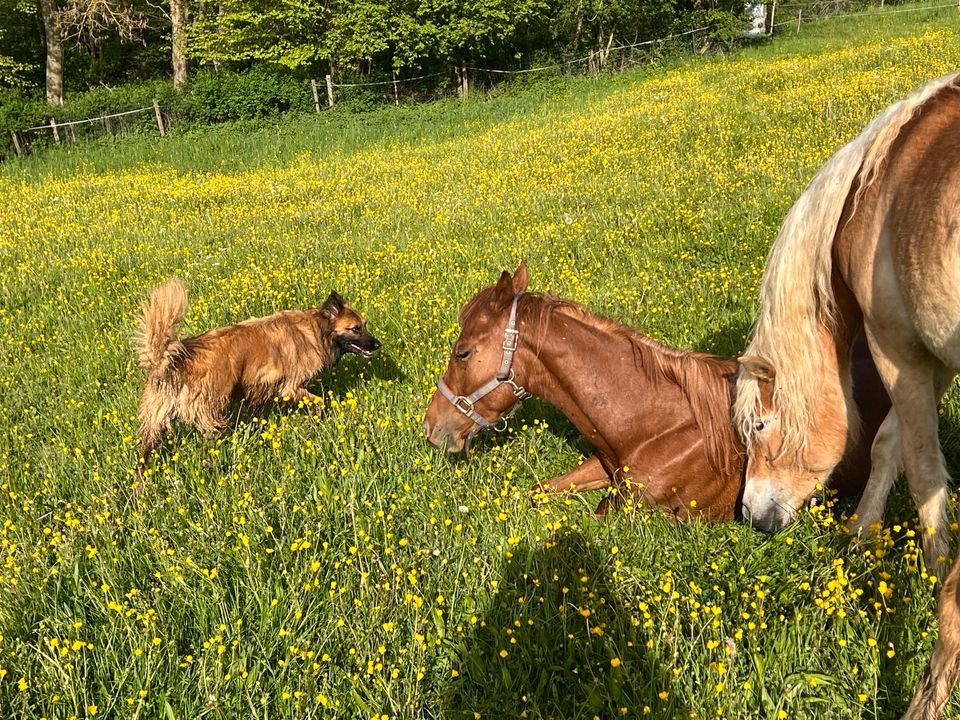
left=283, top=387, right=324, bottom=412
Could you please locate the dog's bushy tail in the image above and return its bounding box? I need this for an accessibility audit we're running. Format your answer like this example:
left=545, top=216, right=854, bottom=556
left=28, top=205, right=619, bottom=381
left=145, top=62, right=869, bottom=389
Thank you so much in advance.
left=136, top=278, right=188, bottom=379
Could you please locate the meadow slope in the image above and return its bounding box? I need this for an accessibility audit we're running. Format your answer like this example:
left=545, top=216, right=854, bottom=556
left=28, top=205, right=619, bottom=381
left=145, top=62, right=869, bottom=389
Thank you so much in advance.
left=3, top=6, right=960, bottom=719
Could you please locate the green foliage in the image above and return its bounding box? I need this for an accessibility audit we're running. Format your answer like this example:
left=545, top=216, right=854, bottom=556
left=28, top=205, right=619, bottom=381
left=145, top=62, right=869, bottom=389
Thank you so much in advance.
left=0, top=80, right=178, bottom=136
left=188, top=0, right=330, bottom=69
left=0, top=26, right=33, bottom=88
left=177, top=67, right=314, bottom=123
left=553, top=0, right=677, bottom=52
left=0, top=88, right=48, bottom=134
left=692, top=8, right=750, bottom=48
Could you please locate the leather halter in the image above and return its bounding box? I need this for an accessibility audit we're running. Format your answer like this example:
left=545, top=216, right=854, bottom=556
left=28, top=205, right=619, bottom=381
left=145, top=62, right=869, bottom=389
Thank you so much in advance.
left=437, top=292, right=532, bottom=432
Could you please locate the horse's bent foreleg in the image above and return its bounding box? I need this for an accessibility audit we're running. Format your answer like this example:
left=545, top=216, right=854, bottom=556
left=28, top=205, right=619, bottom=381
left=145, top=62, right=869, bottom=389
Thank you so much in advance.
left=847, top=409, right=901, bottom=535
left=902, top=554, right=960, bottom=720
left=533, top=455, right=612, bottom=495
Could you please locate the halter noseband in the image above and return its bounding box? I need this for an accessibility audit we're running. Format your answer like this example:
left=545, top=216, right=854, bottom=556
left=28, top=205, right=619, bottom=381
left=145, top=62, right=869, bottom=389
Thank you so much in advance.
left=437, top=292, right=532, bottom=432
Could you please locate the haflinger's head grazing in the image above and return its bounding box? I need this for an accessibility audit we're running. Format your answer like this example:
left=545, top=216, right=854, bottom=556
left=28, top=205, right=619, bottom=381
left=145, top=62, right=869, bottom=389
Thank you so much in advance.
left=735, top=349, right=853, bottom=532
left=322, top=291, right=382, bottom=361
left=423, top=263, right=530, bottom=453
left=730, top=83, right=887, bottom=532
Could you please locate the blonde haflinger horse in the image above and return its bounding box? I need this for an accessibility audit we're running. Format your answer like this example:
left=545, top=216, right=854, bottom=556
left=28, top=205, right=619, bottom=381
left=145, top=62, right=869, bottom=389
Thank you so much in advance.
left=732, top=72, right=960, bottom=718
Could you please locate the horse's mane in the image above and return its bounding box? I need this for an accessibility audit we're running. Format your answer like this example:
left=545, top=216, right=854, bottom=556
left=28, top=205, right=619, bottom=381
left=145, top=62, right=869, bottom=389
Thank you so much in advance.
left=520, top=292, right=744, bottom=478
left=734, top=72, right=960, bottom=458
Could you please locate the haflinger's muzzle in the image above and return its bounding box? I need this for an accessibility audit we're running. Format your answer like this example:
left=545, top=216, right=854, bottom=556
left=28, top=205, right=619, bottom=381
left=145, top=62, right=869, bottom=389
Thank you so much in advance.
left=436, top=292, right=532, bottom=441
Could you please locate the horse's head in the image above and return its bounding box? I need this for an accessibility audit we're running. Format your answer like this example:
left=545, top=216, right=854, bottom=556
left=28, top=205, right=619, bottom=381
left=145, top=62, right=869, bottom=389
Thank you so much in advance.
left=735, top=354, right=850, bottom=532
left=423, top=263, right=530, bottom=453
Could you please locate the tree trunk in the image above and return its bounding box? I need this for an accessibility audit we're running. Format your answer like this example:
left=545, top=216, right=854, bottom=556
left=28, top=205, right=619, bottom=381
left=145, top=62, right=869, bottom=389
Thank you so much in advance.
left=39, top=0, right=63, bottom=106
left=211, top=4, right=224, bottom=72
left=171, top=0, right=188, bottom=90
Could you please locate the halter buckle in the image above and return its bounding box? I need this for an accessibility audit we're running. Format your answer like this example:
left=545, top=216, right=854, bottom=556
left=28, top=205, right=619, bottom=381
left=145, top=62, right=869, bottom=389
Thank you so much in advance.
left=453, top=396, right=474, bottom=415
left=502, top=328, right=519, bottom=352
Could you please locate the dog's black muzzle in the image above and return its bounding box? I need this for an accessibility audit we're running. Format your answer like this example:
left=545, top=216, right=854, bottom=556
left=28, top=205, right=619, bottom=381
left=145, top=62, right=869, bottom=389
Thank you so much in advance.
left=338, top=333, right=382, bottom=359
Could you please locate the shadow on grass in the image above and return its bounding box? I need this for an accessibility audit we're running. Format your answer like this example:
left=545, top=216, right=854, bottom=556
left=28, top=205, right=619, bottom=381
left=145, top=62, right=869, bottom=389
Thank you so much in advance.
left=444, top=530, right=688, bottom=719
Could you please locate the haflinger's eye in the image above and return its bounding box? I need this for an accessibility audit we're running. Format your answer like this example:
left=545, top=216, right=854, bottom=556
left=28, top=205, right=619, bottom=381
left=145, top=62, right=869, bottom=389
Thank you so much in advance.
left=754, top=416, right=773, bottom=433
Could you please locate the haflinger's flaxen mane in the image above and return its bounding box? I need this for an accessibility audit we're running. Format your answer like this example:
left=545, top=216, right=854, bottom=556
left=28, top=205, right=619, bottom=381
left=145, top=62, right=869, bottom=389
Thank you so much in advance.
left=733, top=72, right=960, bottom=463
left=133, top=277, right=381, bottom=478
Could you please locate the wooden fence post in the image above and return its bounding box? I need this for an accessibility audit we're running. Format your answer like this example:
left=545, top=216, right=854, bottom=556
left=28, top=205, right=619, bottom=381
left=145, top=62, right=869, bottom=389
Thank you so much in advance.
left=10, top=131, right=22, bottom=156
left=325, top=75, right=335, bottom=107
left=797, top=9, right=802, bottom=32
left=392, top=73, right=399, bottom=105
left=460, top=66, right=468, bottom=99
left=152, top=99, right=166, bottom=137
left=769, top=1, right=777, bottom=34
left=311, top=79, right=321, bottom=112
left=50, top=117, right=60, bottom=144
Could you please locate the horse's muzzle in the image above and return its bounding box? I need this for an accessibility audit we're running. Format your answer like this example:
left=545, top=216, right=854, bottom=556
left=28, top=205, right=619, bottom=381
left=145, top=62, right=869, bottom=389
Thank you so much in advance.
left=740, top=477, right=798, bottom=533
left=423, top=418, right=470, bottom=453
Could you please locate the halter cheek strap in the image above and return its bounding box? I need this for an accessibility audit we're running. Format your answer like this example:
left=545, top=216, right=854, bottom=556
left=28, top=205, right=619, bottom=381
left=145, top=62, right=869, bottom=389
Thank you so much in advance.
left=437, top=292, right=532, bottom=432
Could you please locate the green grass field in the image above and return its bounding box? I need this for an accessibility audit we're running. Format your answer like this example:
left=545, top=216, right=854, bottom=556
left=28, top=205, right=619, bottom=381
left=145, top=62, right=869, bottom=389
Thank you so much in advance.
left=4, top=5, right=960, bottom=718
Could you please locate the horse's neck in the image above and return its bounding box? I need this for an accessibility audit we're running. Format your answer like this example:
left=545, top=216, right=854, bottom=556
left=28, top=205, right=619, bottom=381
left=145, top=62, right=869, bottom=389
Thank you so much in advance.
left=517, top=309, right=697, bottom=457
left=820, top=270, right=865, bottom=402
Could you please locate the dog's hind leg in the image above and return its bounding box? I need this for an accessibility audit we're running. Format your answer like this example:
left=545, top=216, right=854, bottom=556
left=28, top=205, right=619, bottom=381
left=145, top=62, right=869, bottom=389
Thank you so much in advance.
left=137, top=385, right=177, bottom=482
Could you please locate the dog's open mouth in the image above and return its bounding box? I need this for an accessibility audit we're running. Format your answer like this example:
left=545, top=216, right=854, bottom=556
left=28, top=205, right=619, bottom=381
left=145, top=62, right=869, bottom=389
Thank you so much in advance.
left=345, top=343, right=377, bottom=358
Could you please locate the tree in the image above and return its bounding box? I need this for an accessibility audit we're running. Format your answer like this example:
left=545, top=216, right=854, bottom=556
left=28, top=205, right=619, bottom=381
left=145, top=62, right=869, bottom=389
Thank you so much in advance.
left=38, top=0, right=64, bottom=104
left=171, top=0, right=187, bottom=87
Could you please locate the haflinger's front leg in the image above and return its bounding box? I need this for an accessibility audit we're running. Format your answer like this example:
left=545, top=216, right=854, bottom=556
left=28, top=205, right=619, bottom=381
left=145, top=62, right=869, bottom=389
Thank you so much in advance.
left=532, top=454, right=613, bottom=498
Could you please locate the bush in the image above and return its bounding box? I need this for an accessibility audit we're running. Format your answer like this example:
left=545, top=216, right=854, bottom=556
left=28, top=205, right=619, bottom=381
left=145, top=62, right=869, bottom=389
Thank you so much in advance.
left=0, top=88, right=48, bottom=135
left=177, top=66, right=313, bottom=124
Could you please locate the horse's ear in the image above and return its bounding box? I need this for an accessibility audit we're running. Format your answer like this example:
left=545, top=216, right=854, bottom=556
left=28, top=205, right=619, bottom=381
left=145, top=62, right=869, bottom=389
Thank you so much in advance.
left=738, top=355, right=776, bottom=382
left=512, top=262, right=528, bottom=293
left=492, top=270, right=514, bottom=303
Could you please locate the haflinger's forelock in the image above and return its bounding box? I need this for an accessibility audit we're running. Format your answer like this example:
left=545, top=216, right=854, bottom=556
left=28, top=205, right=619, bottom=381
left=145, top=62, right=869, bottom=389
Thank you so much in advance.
left=734, top=71, right=960, bottom=459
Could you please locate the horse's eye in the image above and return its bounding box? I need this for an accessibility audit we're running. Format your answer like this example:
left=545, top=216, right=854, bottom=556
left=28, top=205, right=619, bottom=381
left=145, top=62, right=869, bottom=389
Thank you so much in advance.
left=454, top=348, right=472, bottom=361
left=754, top=419, right=768, bottom=433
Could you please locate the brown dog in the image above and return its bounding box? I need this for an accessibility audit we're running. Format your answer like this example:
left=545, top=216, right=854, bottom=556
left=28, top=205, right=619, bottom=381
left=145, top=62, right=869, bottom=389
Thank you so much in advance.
left=134, top=278, right=380, bottom=474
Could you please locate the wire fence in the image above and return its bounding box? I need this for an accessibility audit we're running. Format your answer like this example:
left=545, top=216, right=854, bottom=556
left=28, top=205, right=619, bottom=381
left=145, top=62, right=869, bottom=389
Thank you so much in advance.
left=4, top=0, right=958, bottom=160
left=770, top=0, right=957, bottom=29
left=7, top=101, right=169, bottom=159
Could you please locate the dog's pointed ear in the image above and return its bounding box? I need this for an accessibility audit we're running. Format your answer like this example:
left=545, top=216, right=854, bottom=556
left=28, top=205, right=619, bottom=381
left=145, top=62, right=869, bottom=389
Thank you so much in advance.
left=321, top=291, right=345, bottom=320
left=512, top=262, right=528, bottom=294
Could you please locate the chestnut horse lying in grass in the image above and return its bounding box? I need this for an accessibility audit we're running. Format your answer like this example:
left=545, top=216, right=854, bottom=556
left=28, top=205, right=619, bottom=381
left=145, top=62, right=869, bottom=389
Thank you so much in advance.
left=423, top=263, right=888, bottom=520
